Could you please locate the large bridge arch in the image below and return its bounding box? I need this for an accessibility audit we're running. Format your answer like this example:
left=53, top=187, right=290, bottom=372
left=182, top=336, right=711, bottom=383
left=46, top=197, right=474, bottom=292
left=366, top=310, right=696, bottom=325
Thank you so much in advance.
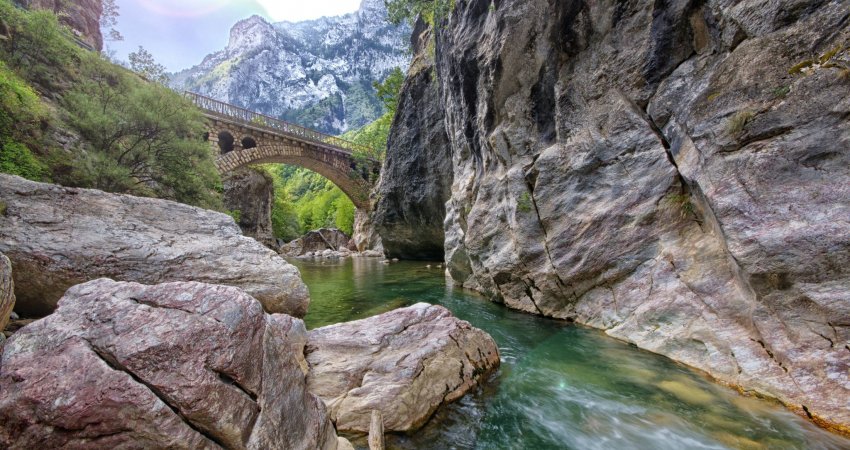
left=186, top=91, right=380, bottom=212
left=215, top=143, right=373, bottom=209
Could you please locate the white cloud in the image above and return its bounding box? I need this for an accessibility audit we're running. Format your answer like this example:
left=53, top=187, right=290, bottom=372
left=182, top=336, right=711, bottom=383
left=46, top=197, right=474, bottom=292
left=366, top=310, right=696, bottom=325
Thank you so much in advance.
left=255, top=0, right=362, bottom=22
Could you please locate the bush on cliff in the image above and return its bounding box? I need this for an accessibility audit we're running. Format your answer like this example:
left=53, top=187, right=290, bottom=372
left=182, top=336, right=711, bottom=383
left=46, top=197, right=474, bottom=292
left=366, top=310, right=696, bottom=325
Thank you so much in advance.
left=0, top=0, right=222, bottom=209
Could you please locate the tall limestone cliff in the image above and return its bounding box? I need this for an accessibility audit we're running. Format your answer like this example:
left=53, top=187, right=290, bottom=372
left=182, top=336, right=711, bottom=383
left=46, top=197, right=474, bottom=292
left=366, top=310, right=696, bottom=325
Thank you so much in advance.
left=378, top=0, right=850, bottom=433
left=170, top=0, right=410, bottom=134
left=371, top=20, right=452, bottom=260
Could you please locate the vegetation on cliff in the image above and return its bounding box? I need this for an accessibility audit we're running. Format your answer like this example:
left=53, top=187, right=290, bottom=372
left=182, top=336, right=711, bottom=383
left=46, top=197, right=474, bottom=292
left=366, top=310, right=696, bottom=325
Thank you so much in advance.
left=0, top=0, right=221, bottom=209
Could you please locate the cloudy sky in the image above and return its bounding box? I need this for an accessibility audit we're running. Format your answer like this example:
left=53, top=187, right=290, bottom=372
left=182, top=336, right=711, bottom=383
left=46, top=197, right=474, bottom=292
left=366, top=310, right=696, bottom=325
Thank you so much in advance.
left=108, top=0, right=363, bottom=72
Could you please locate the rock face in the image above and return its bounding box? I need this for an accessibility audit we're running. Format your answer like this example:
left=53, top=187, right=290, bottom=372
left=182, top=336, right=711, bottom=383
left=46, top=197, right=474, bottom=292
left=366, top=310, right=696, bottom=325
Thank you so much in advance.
left=0, top=279, right=340, bottom=449
left=0, top=252, right=13, bottom=332
left=223, top=167, right=276, bottom=248
left=281, top=229, right=352, bottom=257
left=0, top=174, right=309, bottom=317
left=381, top=0, right=850, bottom=433
left=20, top=0, right=102, bottom=50
left=170, top=0, right=410, bottom=134
left=305, top=303, right=500, bottom=433
left=371, top=21, right=453, bottom=260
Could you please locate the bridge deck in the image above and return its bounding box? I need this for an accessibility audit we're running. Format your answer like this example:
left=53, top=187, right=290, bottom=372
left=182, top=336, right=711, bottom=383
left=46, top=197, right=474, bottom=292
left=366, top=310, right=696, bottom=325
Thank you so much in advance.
left=185, top=92, right=375, bottom=158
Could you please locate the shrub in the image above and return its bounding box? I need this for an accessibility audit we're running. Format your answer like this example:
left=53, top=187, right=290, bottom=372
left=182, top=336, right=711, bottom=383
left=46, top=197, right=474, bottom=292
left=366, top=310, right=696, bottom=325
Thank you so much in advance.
left=726, top=110, right=754, bottom=135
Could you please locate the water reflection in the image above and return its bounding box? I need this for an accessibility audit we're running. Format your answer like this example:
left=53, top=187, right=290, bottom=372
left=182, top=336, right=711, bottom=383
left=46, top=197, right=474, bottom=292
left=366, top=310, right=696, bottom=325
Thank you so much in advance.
left=292, top=258, right=850, bottom=450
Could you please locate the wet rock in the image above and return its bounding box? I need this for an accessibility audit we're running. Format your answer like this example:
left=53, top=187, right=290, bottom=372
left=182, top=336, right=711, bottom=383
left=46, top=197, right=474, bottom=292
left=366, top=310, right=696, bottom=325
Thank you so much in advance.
left=305, top=303, right=500, bottom=433
left=0, top=252, right=13, bottom=331
left=281, top=229, right=352, bottom=257
left=0, top=279, right=339, bottom=449
left=382, top=0, right=850, bottom=432
left=223, top=167, right=276, bottom=248
left=0, top=175, right=309, bottom=317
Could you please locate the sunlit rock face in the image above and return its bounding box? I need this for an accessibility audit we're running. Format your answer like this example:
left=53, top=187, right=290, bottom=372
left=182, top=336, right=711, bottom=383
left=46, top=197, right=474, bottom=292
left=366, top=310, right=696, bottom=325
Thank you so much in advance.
left=18, top=0, right=103, bottom=50
left=0, top=174, right=310, bottom=318
left=170, top=0, right=410, bottom=134
left=381, top=0, right=850, bottom=433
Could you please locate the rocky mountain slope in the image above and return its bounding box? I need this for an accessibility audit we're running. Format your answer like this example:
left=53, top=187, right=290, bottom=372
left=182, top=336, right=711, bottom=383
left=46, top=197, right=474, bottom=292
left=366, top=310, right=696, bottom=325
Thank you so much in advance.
left=375, top=0, right=850, bottom=434
left=170, top=0, right=410, bottom=134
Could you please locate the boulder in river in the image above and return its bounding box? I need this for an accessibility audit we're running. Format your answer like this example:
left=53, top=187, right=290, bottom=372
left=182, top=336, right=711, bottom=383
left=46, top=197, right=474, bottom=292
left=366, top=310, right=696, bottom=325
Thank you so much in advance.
left=280, top=228, right=352, bottom=257
left=305, top=303, right=500, bottom=433
left=0, top=174, right=309, bottom=317
left=0, top=279, right=341, bottom=449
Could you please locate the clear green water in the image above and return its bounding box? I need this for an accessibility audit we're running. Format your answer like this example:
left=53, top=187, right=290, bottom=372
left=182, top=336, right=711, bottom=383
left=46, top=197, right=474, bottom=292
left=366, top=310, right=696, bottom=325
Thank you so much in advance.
left=293, top=258, right=850, bottom=450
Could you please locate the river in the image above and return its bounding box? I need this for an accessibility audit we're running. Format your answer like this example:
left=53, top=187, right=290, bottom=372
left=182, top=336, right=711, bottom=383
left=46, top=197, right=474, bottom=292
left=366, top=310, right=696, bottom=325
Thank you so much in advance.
left=291, top=258, right=850, bottom=450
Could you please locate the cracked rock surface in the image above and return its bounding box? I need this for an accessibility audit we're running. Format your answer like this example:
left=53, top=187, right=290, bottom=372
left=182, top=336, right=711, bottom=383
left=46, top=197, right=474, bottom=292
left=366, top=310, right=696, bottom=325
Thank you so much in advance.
left=379, top=0, right=850, bottom=433
left=0, top=279, right=340, bottom=450
left=305, top=303, right=500, bottom=433
left=0, top=252, right=13, bottom=332
left=0, top=174, right=309, bottom=317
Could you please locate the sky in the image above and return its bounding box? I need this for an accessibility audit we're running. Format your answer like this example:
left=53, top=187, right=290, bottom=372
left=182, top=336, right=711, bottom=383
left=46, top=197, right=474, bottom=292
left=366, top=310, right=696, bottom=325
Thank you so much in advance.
left=108, top=0, right=363, bottom=72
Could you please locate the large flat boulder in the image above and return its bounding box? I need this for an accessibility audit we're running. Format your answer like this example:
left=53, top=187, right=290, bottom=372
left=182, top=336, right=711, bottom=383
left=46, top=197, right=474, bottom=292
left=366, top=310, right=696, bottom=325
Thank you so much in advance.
left=0, top=252, right=13, bottom=331
left=305, top=303, right=500, bottom=433
left=0, top=174, right=309, bottom=317
left=0, top=279, right=341, bottom=449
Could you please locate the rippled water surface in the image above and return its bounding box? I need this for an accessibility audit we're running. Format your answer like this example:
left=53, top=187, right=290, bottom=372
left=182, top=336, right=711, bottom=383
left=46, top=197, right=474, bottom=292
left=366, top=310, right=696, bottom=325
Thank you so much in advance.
left=292, top=258, right=850, bottom=450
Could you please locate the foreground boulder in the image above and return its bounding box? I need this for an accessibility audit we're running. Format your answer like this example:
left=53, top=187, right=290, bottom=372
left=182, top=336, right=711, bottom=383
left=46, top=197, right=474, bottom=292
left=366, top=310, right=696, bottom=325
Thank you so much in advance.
left=0, top=174, right=309, bottom=317
left=0, top=252, right=13, bottom=331
left=306, top=303, right=500, bottom=433
left=280, top=228, right=352, bottom=257
left=0, top=279, right=341, bottom=449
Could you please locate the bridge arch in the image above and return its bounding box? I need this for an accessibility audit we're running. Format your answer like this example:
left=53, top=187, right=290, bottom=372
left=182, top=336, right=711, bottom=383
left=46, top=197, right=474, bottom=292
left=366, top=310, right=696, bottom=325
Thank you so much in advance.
left=188, top=92, right=379, bottom=211
left=215, top=143, right=373, bottom=209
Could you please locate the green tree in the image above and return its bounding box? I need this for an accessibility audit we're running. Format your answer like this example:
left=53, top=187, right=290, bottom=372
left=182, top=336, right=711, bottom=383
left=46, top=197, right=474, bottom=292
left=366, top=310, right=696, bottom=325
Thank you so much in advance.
left=128, top=46, right=167, bottom=83
left=101, top=0, right=123, bottom=43
left=385, top=0, right=455, bottom=26
left=373, top=67, right=404, bottom=116
left=64, top=60, right=221, bottom=208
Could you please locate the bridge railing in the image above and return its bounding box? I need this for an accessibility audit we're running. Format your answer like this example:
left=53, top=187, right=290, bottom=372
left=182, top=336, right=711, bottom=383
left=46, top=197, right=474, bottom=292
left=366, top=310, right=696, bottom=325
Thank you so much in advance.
left=184, top=91, right=376, bottom=157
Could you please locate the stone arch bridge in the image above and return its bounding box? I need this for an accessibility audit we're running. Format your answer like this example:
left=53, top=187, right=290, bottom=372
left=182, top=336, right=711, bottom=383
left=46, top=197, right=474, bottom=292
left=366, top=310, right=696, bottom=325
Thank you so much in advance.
left=186, top=92, right=379, bottom=210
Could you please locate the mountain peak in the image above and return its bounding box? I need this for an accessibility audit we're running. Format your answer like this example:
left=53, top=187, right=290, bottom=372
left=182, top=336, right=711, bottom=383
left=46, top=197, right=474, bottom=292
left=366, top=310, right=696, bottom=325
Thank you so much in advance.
left=227, top=15, right=276, bottom=52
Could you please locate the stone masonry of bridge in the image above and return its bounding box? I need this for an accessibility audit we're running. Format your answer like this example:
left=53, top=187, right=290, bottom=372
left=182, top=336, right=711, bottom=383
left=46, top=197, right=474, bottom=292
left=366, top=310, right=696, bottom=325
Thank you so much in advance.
left=187, top=92, right=378, bottom=210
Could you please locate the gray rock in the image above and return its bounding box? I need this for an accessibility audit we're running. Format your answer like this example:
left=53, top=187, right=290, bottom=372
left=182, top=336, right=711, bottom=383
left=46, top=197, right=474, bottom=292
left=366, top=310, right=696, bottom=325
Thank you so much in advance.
left=0, top=253, right=13, bottom=331
left=381, top=0, right=850, bottom=433
left=305, top=303, right=500, bottom=434
left=223, top=167, right=276, bottom=248
left=371, top=21, right=453, bottom=260
left=0, top=174, right=309, bottom=317
left=280, top=229, right=352, bottom=257
left=0, top=279, right=340, bottom=449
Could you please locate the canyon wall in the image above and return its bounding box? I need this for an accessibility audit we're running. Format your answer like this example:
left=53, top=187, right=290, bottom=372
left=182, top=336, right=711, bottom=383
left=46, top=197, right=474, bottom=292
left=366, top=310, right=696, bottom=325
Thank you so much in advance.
left=378, top=0, right=850, bottom=432
left=18, top=0, right=102, bottom=50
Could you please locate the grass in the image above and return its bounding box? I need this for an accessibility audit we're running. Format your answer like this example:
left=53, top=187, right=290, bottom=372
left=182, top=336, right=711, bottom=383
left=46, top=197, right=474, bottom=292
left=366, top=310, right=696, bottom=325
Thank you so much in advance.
left=726, top=110, right=754, bottom=135
left=517, top=191, right=534, bottom=213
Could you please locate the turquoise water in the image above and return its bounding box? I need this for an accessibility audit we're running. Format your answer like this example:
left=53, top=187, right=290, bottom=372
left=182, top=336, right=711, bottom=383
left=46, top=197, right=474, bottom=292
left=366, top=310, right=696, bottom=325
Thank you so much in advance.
left=293, top=258, right=850, bottom=450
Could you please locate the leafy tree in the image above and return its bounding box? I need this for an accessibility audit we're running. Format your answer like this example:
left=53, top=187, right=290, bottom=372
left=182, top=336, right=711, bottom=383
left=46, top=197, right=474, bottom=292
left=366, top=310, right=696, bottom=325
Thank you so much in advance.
left=100, top=0, right=123, bottom=43
left=128, top=46, right=167, bottom=83
left=385, top=0, right=455, bottom=26
left=0, top=0, right=223, bottom=209
left=373, top=67, right=404, bottom=117
left=64, top=63, right=221, bottom=208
